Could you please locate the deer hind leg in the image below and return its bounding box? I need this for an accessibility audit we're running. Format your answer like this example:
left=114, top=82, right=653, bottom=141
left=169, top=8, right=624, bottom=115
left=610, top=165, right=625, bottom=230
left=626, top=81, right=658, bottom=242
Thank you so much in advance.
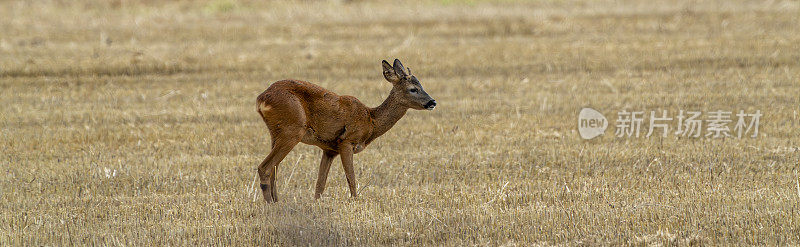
left=257, top=129, right=302, bottom=203
left=257, top=94, right=307, bottom=203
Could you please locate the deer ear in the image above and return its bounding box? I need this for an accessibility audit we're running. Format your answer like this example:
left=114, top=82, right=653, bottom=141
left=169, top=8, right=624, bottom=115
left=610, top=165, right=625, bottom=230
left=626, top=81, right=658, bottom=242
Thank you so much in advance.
left=393, top=59, right=408, bottom=78
left=382, top=60, right=400, bottom=83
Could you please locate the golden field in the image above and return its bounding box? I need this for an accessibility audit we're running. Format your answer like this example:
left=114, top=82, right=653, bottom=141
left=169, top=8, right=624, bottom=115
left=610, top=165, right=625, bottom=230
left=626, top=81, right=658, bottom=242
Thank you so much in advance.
left=1, top=0, right=799, bottom=245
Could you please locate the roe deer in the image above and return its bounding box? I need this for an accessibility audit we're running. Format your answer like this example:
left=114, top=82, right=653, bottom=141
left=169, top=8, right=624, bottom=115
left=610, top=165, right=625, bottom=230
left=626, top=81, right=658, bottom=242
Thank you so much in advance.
left=255, top=59, right=436, bottom=202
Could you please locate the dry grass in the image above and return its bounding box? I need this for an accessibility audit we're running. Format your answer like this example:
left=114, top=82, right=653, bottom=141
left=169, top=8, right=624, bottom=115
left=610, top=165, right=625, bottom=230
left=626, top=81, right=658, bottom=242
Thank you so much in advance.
left=1, top=0, right=799, bottom=245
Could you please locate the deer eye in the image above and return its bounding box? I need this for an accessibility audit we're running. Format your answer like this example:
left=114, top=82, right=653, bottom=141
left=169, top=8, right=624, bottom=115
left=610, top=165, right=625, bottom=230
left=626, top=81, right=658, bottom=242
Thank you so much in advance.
left=409, top=88, right=418, bottom=93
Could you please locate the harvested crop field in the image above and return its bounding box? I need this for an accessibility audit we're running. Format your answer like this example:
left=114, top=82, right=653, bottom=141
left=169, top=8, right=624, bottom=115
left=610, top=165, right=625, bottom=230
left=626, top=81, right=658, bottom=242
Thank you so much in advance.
left=1, top=0, right=799, bottom=245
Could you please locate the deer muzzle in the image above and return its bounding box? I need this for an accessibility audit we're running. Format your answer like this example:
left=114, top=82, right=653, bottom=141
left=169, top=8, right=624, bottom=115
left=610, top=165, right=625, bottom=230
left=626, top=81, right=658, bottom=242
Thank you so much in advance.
left=424, top=100, right=437, bottom=110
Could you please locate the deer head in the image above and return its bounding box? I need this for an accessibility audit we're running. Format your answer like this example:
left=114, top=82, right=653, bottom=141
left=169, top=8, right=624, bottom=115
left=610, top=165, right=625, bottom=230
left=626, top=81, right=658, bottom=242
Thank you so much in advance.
left=382, top=59, right=437, bottom=110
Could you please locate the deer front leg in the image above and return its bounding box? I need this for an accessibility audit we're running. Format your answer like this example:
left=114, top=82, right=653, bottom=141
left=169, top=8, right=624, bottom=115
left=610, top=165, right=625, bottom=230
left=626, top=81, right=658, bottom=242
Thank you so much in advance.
left=314, top=150, right=338, bottom=199
left=339, top=143, right=357, bottom=198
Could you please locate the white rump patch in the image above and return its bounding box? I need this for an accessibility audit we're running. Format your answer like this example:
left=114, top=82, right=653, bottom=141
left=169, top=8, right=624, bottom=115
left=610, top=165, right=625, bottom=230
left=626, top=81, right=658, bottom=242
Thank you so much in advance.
left=260, top=103, right=273, bottom=112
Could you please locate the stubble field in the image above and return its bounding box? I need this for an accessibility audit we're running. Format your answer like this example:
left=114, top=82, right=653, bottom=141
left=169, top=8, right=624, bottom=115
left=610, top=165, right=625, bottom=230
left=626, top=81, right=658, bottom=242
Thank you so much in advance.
left=1, top=0, right=799, bottom=245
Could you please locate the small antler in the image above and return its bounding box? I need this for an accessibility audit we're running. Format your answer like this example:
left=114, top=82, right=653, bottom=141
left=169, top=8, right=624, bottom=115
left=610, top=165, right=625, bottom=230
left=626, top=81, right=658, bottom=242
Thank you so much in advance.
left=407, top=67, right=412, bottom=76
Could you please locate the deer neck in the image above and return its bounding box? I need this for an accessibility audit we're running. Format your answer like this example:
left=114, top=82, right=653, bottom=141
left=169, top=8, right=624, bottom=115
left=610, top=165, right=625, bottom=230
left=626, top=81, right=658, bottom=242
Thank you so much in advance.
left=368, top=90, right=408, bottom=142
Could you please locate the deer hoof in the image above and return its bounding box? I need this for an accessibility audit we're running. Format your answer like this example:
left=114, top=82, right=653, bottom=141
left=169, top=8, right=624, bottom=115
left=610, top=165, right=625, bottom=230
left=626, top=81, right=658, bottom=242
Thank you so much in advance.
left=261, top=184, right=275, bottom=203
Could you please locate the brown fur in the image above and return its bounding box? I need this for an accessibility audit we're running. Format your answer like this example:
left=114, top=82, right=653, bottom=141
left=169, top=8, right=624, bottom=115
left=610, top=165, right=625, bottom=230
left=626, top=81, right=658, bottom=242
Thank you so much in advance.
left=255, top=59, right=435, bottom=202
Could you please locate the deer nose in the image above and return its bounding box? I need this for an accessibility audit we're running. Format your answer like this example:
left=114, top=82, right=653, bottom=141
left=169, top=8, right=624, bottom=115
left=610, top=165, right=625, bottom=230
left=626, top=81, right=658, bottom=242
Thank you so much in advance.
left=424, top=100, right=436, bottom=110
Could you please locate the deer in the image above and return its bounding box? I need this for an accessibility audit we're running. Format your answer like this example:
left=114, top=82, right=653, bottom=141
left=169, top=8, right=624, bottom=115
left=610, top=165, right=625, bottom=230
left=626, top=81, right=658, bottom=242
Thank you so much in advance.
left=255, top=59, right=436, bottom=202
